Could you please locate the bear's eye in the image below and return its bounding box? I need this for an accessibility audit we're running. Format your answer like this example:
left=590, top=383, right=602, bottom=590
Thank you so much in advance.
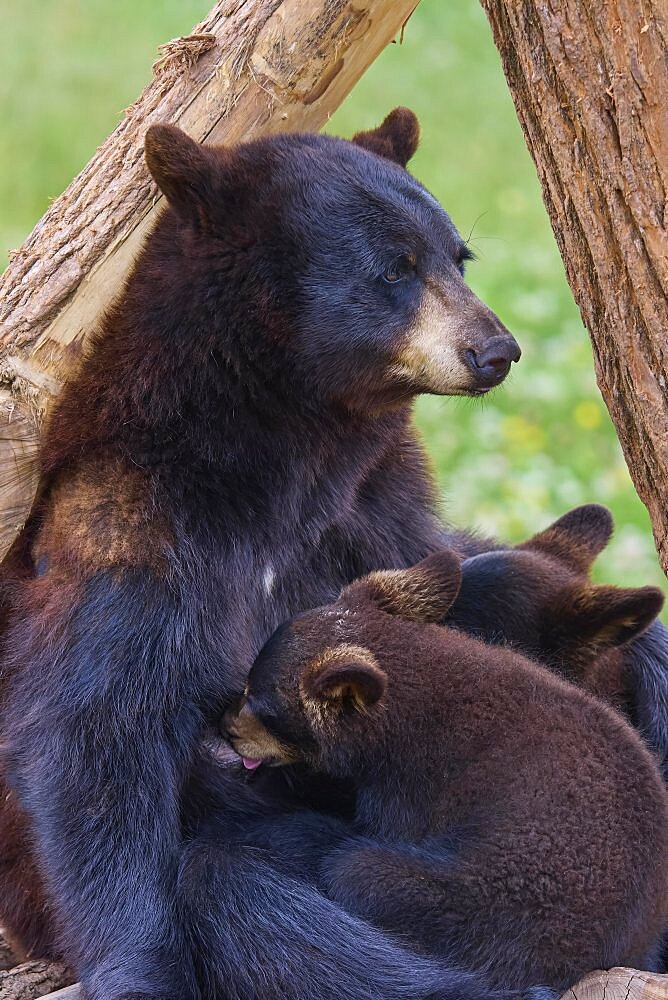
left=455, top=244, right=476, bottom=274
left=383, top=254, right=417, bottom=284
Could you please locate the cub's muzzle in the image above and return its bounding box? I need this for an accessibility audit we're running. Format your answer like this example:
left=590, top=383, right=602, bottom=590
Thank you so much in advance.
left=222, top=699, right=295, bottom=768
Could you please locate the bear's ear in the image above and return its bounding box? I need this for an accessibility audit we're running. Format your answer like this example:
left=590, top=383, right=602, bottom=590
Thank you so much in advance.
left=345, top=549, right=462, bottom=624
left=301, top=645, right=386, bottom=713
left=518, top=504, right=613, bottom=573
left=145, top=124, right=217, bottom=219
left=352, top=107, right=420, bottom=168
left=555, top=583, right=664, bottom=651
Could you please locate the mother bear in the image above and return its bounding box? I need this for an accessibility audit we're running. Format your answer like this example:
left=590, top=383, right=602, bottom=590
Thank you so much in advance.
left=0, top=108, right=522, bottom=999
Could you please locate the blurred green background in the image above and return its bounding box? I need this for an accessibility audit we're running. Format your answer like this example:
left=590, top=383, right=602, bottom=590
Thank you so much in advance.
left=2, top=0, right=665, bottom=599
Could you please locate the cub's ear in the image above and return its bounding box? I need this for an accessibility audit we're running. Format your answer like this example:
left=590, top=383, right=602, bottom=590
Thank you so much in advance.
left=556, top=584, right=664, bottom=650
left=300, top=645, right=386, bottom=713
left=352, top=107, right=420, bottom=168
left=145, top=124, right=217, bottom=218
left=518, top=504, right=613, bottom=573
left=345, top=549, right=462, bottom=624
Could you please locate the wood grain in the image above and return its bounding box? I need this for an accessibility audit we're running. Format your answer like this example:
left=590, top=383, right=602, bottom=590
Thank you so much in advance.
left=566, top=967, right=668, bottom=1000
left=0, top=960, right=69, bottom=1000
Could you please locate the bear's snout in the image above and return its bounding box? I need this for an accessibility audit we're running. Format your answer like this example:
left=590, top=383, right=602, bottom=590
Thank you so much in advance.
left=395, top=284, right=520, bottom=399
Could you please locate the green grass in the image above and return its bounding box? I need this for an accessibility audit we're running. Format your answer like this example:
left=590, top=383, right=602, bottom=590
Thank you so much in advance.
left=2, top=0, right=665, bottom=602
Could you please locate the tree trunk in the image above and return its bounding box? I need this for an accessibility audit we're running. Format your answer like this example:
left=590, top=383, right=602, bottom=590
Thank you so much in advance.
left=0, top=0, right=419, bottom=560
left=480, top=0, right=668, bottom=574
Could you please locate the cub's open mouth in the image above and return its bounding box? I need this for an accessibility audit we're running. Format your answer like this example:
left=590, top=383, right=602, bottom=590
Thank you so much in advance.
left=241, top=756, right=263, bottom=771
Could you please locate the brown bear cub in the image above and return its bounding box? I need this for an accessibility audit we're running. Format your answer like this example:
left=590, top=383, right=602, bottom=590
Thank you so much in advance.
left=446, top=504, right=668, bottom=780
left=225, top=550, right=668, bottom=994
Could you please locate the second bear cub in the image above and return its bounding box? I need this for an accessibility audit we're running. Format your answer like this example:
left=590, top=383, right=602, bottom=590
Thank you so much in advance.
left=225, top=551, right=668, bottom=994
left=445, top=504, right=668, bottom=780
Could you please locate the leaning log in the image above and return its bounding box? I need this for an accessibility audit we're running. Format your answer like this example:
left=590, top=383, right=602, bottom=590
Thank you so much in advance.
left=0, top=0, right=419, bottom=560
left=480, top=0, right=668, bottom=575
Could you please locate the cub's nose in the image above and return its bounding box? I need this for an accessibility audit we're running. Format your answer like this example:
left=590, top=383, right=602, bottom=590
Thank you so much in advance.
left=222, top=705, right=242, bottom=738
left=467, top=335, right=521, bottom=387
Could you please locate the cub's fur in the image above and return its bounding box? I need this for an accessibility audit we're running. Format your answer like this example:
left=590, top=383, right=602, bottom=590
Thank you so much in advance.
left=447, top=504, right=668, bottom=780
left=226, top=551, right=668, bottom=993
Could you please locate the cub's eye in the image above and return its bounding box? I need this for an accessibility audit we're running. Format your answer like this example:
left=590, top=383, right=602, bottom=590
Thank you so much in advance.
left=383, top=254, right=417, bottom=284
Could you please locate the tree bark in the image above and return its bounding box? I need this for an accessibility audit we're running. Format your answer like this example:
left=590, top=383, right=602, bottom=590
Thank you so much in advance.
left=0, top=960, right=69, bottom=1000
left=0, top=0, right=419, bottom=560
left=480, top=0, right=668, bottom=575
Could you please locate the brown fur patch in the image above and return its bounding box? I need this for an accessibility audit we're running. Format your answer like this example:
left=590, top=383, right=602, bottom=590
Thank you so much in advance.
left=33, top=455, right=171, bottom=576
left=391, top=285, right=469, bottom=395
left=349, top=551, right=460, bottom=624
left=226, top=701, right=299, bottom=766
left=0, top=777, right=58, bottom=961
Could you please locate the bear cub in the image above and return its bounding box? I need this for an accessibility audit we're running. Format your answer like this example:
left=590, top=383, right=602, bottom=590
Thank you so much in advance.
left=446, top=504, right=668, bottom=779
left=225, top=550, right=668, bottom=994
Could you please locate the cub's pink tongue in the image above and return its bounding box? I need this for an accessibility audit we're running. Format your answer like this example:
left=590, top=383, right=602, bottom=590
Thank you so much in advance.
left=242, top=757, right=263, bottom=771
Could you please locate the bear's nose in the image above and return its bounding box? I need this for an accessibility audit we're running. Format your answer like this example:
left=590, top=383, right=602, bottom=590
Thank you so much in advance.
left=467, top=335, right=521, bottom=387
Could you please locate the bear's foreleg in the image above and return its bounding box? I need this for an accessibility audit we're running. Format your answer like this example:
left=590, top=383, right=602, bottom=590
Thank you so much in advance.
left=178, top=837, right=510, bottom=1000
left=2, top=572, right=203, bottom=1000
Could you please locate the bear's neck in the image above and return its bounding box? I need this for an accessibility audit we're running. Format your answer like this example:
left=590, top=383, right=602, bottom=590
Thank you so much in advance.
left=349, top=634, right=511, bottom=842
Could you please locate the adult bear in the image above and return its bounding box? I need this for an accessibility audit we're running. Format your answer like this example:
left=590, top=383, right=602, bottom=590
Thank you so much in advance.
left=0, top=110, right=520, bottom=999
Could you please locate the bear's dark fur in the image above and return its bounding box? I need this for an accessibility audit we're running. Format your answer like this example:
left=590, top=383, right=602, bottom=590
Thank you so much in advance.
left=0, top=111, right=520, bottom=999
left=225, top=550, right=668, bottom=994
left=446, top=504, right=668, bottom=780
left=178, top=757, right=541, bottom=1000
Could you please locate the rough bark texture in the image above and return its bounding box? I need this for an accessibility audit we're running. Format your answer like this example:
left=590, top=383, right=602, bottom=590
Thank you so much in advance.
left=481, top=0, right=668, bottom=575
left=0, top=0, right=419, bottom=559
left=0, top=960, right=69, bottom=1000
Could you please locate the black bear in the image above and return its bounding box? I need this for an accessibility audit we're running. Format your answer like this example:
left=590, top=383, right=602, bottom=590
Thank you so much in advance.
left=0, top=110, right=522, bottom=998
left=446, top=504, right=668, bottom=780
left=224, top=549, right=668, bottom=994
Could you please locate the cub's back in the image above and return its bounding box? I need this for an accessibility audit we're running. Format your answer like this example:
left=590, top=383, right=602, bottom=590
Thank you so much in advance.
left=429, top=636, right=668, bottom=958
